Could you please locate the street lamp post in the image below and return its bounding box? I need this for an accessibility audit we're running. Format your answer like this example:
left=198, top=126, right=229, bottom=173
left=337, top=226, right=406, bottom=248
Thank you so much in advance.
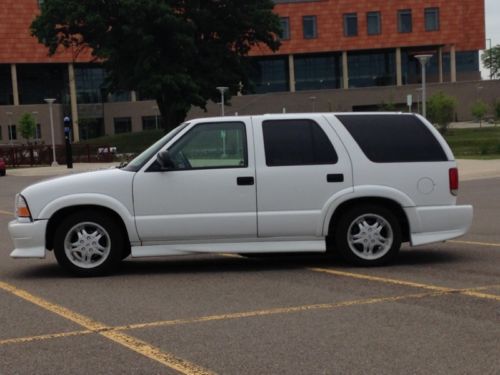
left=216, top=86, right=228, bottom=116
left=415, top=54, right=433, bottom=118
left=486, top=38, right=493, bottom=80
left=44, top=98, right=58, bottom=166
left=152, top=106, right=159, bottom=129
left=309, top=96, right=317, bottom=112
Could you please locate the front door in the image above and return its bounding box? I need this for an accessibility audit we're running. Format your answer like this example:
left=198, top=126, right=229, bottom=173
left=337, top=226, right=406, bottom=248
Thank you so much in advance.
left=133, top=119, right=257, bottom=243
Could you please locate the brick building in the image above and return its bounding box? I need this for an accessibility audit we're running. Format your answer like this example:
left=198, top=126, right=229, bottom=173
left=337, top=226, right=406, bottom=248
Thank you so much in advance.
left=0, top=0, right=490, bottom=146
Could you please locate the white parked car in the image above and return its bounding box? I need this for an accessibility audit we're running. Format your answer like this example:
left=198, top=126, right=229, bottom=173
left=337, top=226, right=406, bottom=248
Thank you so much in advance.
left=9, top=113, right=473, bottom=276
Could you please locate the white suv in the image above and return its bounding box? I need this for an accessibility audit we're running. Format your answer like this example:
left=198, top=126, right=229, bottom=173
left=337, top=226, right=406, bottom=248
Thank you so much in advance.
left=9, top=113, right=473, bottom=276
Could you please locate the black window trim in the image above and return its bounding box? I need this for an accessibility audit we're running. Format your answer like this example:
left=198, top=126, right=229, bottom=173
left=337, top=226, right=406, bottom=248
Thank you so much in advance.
left=398, top=9, right=412, bottom=34
left=424, top=7, right=440, bottom=32
left=146, top=121, right=249, bottom=172
left=302, top=15, right=318, bottom=39
left=280, top=17, right=291, bottom=40
left=343, top=13, right=358, bottom=37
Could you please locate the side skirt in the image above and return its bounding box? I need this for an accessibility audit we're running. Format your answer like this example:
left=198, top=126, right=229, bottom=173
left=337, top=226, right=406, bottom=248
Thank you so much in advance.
left=131, top=239, right=326, bottom=258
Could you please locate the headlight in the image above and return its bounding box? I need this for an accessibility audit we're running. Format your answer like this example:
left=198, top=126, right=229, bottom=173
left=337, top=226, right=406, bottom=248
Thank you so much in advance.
left=15, top=194, right=32, bottom=222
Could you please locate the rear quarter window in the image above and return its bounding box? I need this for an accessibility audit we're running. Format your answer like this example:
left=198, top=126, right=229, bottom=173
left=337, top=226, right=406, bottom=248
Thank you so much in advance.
left=336, top=114, right=448, bottom=162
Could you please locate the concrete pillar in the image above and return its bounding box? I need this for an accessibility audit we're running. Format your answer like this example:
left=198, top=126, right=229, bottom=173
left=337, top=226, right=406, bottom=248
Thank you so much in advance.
left=342, top=51, right=349, bottom=89
left=450, top=45, right=457, bottom=83
left=131, top=91, right=137, bottom=102
left=68, top=63, right=80, bottom=142
left=288, top=54, right=296, bottom=93
left=396, top=48, right=403, bottom=86
left=438, top=47, right=444, bottom=83
left=10, top=64, right=19, bottom=105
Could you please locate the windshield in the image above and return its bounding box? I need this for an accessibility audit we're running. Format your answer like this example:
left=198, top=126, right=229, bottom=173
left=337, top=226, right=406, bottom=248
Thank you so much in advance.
left=122, top=122, right=190, bottom=172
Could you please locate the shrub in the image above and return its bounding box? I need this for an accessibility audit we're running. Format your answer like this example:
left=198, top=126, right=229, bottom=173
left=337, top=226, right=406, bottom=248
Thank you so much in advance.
left=18, top=113, right=36, bottom=143
left=471, top=100, right=488, bottom=127
left=427, top=92, right=457, bottom=134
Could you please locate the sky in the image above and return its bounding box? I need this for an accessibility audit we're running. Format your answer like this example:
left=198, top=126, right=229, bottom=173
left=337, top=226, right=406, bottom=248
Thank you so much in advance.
left=482, top=0, right=500, bottom=77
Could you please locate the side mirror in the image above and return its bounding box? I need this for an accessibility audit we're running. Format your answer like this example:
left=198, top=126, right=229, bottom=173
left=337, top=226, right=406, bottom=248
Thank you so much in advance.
left=156, top=150, right=175, bottom=171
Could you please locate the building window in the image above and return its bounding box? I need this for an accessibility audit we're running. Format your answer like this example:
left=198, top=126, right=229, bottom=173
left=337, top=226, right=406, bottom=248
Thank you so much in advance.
left=280, top=17, right=290, bottom=40
left=249, top=56, right=289, bottom=94
left=142, top=116, right=159, bottom=131
left=303, top=16, right=317, bottom=39
left=114, top=117, right=132, bottom=134
left=348, top=50, right=396, bottom=88
left=8, top=125, right=17, bottom=140
left=294, top=53, right=341, bottom=91
left=343, top=13, right=358, bottom=37
left=398, top=9, right=412, bottom=33
left=425, top=8, right=440, bottom=31
left=367, top=12, right=381, bottom=35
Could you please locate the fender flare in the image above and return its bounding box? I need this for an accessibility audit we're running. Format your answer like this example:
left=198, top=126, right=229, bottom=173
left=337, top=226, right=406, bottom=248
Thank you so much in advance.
left=320, top=185, right=415, bottom=236
left=38, top=193, right=139, bottom=243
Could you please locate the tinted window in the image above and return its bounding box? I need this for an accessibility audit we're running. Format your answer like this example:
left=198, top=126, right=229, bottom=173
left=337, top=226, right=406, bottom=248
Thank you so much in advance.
left=263, top=119, right=338, bottom=166
left=336, top=114, right=448, bottom=162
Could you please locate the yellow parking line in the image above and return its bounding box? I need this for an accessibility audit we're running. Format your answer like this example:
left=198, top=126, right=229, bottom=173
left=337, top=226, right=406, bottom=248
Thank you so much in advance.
left=0, top=330, right=92, bottom=346
left=0, top=209, right=13, bottom=216
left=309, top=268, right=500, bottom=302
left=118, top=291, right=441, bottom=331
left=309, top=268, right=452, bottom=292
left=0, top=281, right=215, bottom=375
left=449, top=239, right=500, bottom=248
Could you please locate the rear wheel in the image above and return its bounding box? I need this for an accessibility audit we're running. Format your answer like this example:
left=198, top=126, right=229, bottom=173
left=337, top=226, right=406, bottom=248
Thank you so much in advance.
left=333, top=205, right=401, bottom=266
left=54, top=211, right=124, bottom=276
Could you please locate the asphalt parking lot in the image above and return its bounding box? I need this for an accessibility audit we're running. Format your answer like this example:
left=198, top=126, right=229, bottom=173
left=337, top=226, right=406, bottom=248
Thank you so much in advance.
left=0, top=172, right=499, bottom=374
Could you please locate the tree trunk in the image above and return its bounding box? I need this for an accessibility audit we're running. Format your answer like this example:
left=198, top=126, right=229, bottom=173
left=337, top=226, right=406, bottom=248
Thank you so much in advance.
left=157, top=99, right=190, bottom=133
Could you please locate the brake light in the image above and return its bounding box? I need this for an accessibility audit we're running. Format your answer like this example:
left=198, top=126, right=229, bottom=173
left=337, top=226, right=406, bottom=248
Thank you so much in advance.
left=449, top=168, right=459, bottom=196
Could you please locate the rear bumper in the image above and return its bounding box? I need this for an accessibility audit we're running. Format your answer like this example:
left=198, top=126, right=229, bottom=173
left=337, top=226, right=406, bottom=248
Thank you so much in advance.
left=405, top=205, right=473, bottom=246
left=8, top=219, right=47, bottom=258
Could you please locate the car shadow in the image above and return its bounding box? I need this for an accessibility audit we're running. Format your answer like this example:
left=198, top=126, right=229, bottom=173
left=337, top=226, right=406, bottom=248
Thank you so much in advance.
left=10, top=247, right=466, bottom=279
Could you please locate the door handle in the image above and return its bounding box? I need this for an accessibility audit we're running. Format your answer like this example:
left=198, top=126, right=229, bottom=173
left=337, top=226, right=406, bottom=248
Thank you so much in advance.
left=237, top=176, right=254, bottom=186
left=327, top=174, right=344, bottom=183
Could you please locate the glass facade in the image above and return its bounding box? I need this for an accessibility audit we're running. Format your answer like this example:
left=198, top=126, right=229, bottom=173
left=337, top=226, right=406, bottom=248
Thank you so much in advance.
left=0, top=65, right=13, bottom=105
left=348, top=50, right=396, bottom=87
left=17, top=64, right=68, bottom=104
left=142, top=116, right=159, bottom=130
left=295, top=53, right=341, bottom=91
left=75, top=64, right=106, bottom=104
left=249, top=56, right=289, bottom=93
left=79, top=118, right=104, bottom=140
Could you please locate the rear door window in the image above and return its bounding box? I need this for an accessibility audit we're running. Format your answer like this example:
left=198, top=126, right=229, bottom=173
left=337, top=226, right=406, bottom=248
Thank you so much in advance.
left=262, top=119, right=338, bottom=166
left=336, top=114, right=448, bottom=162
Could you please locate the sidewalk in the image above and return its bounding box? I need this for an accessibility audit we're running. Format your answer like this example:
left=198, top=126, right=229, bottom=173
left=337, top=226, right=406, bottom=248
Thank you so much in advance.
left=5, top=160, right=500, bottom=181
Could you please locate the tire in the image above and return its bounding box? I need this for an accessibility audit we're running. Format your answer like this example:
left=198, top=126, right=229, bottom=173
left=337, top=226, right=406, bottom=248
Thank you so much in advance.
left=333, top=204, right=401, bottom=266
left=54, top=210, right=125, bottom=276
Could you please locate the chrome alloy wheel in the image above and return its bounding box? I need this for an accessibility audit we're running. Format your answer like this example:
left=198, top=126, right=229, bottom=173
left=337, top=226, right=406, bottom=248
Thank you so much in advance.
left=63, top=222, right=111, bottom=269
left=347, top=213, right=393, bottom=260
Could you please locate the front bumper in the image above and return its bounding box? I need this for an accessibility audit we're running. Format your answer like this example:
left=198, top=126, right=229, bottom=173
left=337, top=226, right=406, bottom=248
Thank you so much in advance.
left=8, top=219, right=48, bottom=258
left=405, top=205, right=474, bottom=246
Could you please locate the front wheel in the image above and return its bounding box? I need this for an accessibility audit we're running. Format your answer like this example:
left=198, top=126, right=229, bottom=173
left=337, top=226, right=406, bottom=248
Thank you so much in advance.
left=333, top=205, right=401, bottom=266
left=54, top=211, right=125, bottom=276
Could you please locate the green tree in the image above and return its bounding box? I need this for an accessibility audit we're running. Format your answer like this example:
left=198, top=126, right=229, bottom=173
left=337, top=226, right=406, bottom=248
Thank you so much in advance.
left=427, top=92, right=457, bottom=134
left=31, top=0, right=281, bottom=131
left=481, top=45, right=500, bottom=79
left=471, top=100, right=488, bottom=127
left=18, top=113, right=36, bottom=143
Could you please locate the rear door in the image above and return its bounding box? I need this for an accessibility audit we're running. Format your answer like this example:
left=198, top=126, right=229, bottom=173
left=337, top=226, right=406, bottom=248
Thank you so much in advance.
left=253, top=115, right=353, bottom=238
